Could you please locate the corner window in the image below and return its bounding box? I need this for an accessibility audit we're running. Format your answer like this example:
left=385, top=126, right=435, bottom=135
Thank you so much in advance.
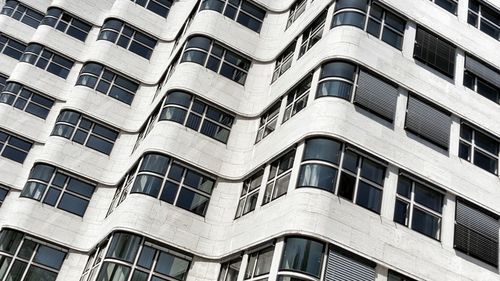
left=98, top=19, right=157, bottom=59
left=0, top=229, right=67, bottom=281
left=235, top=169, right=263, bottom=218
left=20, top=163, right=96, bottom=216
left=245, top=246, right=274, bottom=280
left=0, top=129, right=33, bottom=163
left=459, top=123, right=499, bottom=175
left=463, top=54, right=500, bottom=104
left=282, top=74, right=311, bottom=122
left=468, top=0, right=500, bottom=41
left=279, top=237, right=324, bottom=278
left=272, top=42, right=296, bottom=82
left=297, top=137, right=386, bottom=214
left=331, top=0, right=369, bottom=29
left=286, top=0, right=307, bottom=29
left=413, top=27, right=456, bottom=78
left=51, top=110, right=119, bottom=155
left=0, top=33, right=27, bottom=60
left=393, top=173, right=444, bottom=240
left=76, top=62, right=139, bottom=105
left=262, top=149, right=295, bottom=205
left=255, top=102, right=280, bottom=143
left=218, top=257, right=242, bottom=281
left=180, top=36, right=251, bottom=85
left=316, top=60, right=356, bottom=100
left=41, top=7, right=92, bottom=42
left=0, top=82, right=54, bottom=119
left=200, top=0, right=266, bottom=33
left=131, top=0, right=173, bottom=17
left=0, top=1, right=44, bottom=28
left=20, top=43, right=74, bottom=79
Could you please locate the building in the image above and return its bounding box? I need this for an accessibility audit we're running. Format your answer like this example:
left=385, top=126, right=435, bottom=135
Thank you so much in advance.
left=0, top=0, right=497, bottom=280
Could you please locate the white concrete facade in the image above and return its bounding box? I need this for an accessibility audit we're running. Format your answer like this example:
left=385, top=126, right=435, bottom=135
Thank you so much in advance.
left=0, top=0, right=498, bottom=280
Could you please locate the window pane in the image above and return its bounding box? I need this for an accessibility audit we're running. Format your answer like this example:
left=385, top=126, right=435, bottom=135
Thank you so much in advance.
left=303, top=138, right=342, bottom=164
left=355, top=181, right=382, bottom=213
left=155, top=252, right=190, bottom=280
left=411, top=208, right=440, bottom=239
left=176, top=189, right=209, bottom=215
left=414, top=184, right=443, bottom=213
left=96, top=262, right=131, bottom=281
left=106, top=233, right=141, bottom=262
left=34, top=245, right=66, bottom=269
left=280, top=237, right=324, bottom=277
left=58, top=193, right=89, bottom=216
left=131, top=175, right=162, bottom=197
left=393, top=199, right=409, bottom=226
left=297, top=164, right=337, bottom=191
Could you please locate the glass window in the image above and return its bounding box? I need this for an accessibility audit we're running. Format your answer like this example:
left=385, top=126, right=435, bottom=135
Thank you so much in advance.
left=299, top=12, right=326, bottom=58
left=272, top=42, right=296, bottom=82
left=468, top=0, right=500, bottom=41
left=131, top=0, right=173, bottom=17
left=51, top=110, right=119, bottom=155
left=394, top=174, right=444, bottom=240
left=0, top=185, right=8, bottom=206
left=459, top=123, right=498, bottom=175
left=262, top=150, right=295, bottom=204
left=413, top=27, right=455, bottom=78
left=286, top=0, right=307, bottom=29
left=279, top=237, right=324, bottom=277
left=235, top=169, right=264, bottom=218
left=20, top=43, right=74, bottom=79
left=218, top=257, right=241, bottom=281
left=331, top=0, right=368, bottom=29
left=430, top=0, right=457, bottom=14
left=0, top=82, right=54, bottom=119
left=41, top=7, right=92, bottom=41
left=20, top=163, right=96, bottom=216
left=98, top=19, right=157, bottom=59
left=0, top=1, right=44, bottom=28
left=255, top=102, right=280, bottom=143
left=366, top=4, right=406, bottom=50
left=0, top=33, right=27, bottom=60
left=282, top=75, right=311, bottom=122
left=388, top=270, right=417, bottom=281
left=316, top=61, right=356, bottom=100
left=245, top=246, right=274, bottom=279
left=0, top=129, right=33, bottom=163
left=463, top=54, right=500, bottom=104
left=200, top=0, right=266, bottom=32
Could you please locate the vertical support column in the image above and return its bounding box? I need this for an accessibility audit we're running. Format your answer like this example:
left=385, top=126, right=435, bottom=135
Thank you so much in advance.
left=323, top=1, right=336, bottom=37
left=441, top=193, right=456, bottom=250
left=449, top=115, right=461, bottom=157
left=287, top=141, right=305, bottom=194
left=394, top=88, right=409, bottom=131
left=375, top=265, right=388, bottom=281
left=402, top=22, right=417, bottom=60
left=455, top=49, right=465, bottom=88
left=307, top=67, right=321, bottom=106
left=236, top=253, right=249, bottom=281
left=268, top=238, right=285, bottom=281
left=457, top=0, right=469, bottom=23
left=381, top=165, right=399, bottom=221
left=255, top=165, right=271, bottom=212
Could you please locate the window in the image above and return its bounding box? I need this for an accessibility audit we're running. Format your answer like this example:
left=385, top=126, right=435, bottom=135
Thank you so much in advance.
left=20, top=163, right=97, bottom=216
left=0, top=33, right=27, bottom=60
left=332, top=1, right=406, bottom=50
left=51, top=110, right=119, bottom=155
left=0, top=1, right=44, bottom=28
left=81, top=232, right=191, bottom=281
left=0, top=82, right=54, bottom=119
left=133, top=104, right=161, bottom=152
left=41, top=7, right=92, bottom=41
left=283, top=74, right=311, bottom=122
left=76, top=62, right=139, bottom=105
left=325, top=246, right=376, bottom=281
left=413, top=27, right=456, bottom=78
left=200, top=0, right=266, bottom=33
left=245, top=246, right=274, bottom=280
left=20, top=43, right=74, bottom=79
left=405, top=94, right=451, bottom=149
left=180, top=36, right=251, bottom=85
left=272, top=42, right=296, bottom=82
left=463, top=54, right=500, bottom=104
left=107, top=153, right=216, bottom=216
left=0, top=229, right=67, bottom=281
left=0, top=185, right=9, bottom=206
left=131, top=0, right=173, bottom=17
left=316, top=60, right=356, bottom=100
left=298, top=11, right=326, bottom=58
left=393, top=173, right=444, bottom=240
left=459, top=123, right=498, bottom=175
left=279, top=237, right=324, bottom=278
left=297, top=137, right=386, bottom=213
left=98, top=19, right=157, bottom=59
left=0, top=129, right=32, bottom=163
left=0, top=73, right=7, bottom=90
left=468, top=0, right=500, bottom=41
left=159, top=91, right=235, bottom=144
left=430, top=0, right=457, bottom=14
left=263, top=149, right=295, bottom=204
left=388, top=270, right=417, bottom=281
left=286, top=0, right=307, bottom=29
left=235, top=169, right=264, bottom=218
left=218, top=257, right=242, bottom=281
left=255, top=102, right=280, bottom=143
left=454, top=198, right=499, bottom=267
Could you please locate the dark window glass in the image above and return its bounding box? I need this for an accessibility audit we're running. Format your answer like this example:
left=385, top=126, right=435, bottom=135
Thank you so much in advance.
left=280, top=237, right=324, bottom=277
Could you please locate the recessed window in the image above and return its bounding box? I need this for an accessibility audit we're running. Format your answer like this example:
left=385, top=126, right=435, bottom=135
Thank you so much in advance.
left=297, top=137, right=386, bottom=214
left=279, top=237, right=324, bottom=278
left=41, top=7, right=92, bottom=41
left=218, top=257, right=242, bottom=281
left=388, top=270, right=417, bottom=281
left=0, top=33, right=26, bottom=60
left=298, top=11, right=326, bottom=58
left=286, top=0, right=307, bottom=29
left=20, top=43, right=74, bottom=79
left=430, top=0, right=457, bottom=14
left=180, top=36, right=251, bottom=85
left=263, top=149, right=295, bottom=205
left=131, top=0, right=173, bottom=17
left=159, top=91, right=235, bottom=144
left=245, top=246, right=274, bottom=280
left=413, top=27, right=456, bottom=78
left=107, top=152, right=217, bottom=217
left=454, top=198, right=499, bottom=267
left=272, top=42, right=296, bottom=82
left=394, top=173, right=444, bottom=240
left=200, top=0, right=266, bottom=33
left=255, top=102, right=280, bottom=143
left=0, top=185, right=9, bottom=206
left=98, top=19, right=157, bottom=59
left=283, top=74, right=311, bottom=123
left=0, top=129, right=33, bottom=163
left=76, top=62, right=139, bottom=105
left=81, top=231, right=192, bottom=281
left=0, top=229, right=67, bottom=280
left=51, top=110, right=119, bottom=155
left=468, top=0, right=500, bottom=41
left=459, top=123, right=498, bottom=175
left=463, top=54, right=500, bottom=104
left=0, top=82, right=54, bottom=119
left=0, top=73, right=7, bottom=90
left=0, top=1, right=44, bottom=28
left=20, top=163, right=97, bottom=216
left=235, top=169, right=264, bottom=218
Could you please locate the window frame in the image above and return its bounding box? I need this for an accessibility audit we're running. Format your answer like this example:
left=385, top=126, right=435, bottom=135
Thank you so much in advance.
left=458, top=122, right=499, bottom=175
left=255, top=102, right=280, bottom=143
left=0, top=81, right=55, bottom=119
left=235, top=168, right=264, bottom=218
left=20, top=43, right=74, bottom=79
left=0, top=128, right=33, bottom=164
left=286, top=0, right=307, bottom=29
left=41, top=7, right=93, bottom=42
left=262, top=149, right=296, bottom=205
left=0, top=0, right=44, bottom=28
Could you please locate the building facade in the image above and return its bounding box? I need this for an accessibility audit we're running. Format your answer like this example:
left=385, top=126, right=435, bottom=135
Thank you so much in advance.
left=0, top=0, right=497, bottom=280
